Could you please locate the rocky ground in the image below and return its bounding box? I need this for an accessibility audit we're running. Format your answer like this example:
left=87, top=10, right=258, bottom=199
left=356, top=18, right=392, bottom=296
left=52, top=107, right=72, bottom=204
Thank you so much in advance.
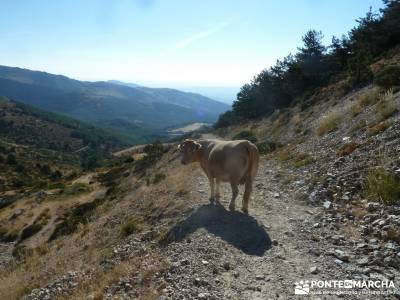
left=99, top=156, right=400, bottom=299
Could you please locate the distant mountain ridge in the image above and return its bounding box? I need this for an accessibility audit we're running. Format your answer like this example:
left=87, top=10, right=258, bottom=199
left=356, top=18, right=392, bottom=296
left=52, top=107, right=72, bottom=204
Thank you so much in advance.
left=0, top=65, right=229, bottom=144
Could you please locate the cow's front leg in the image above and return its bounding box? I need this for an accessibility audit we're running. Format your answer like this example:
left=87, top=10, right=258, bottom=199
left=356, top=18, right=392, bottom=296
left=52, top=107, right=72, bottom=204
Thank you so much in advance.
left=215, top=179, right=221, bottom=201
left=208, top=177, right=215, bottom=203
left=229, top=181, right=239, bottom=211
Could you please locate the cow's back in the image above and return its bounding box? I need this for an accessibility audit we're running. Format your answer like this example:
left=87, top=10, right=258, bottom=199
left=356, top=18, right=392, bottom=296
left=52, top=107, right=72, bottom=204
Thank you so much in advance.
left=200, top=139, right=258, bottom=183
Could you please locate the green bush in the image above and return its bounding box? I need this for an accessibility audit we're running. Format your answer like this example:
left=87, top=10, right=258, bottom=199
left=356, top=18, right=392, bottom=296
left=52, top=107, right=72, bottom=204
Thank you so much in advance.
left=135, top=142, right=165, bottom=171
left=232, top=130, right=258, bottom=143
left=256, top=141, right=279, bottom=154
left=375, top=65, right=400, bottom=89
left=121, top=220, right=141, bottom=237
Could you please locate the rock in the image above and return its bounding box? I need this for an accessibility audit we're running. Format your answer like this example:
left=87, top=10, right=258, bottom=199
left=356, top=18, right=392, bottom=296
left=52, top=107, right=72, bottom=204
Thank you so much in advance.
left=273, top=192, right=280, bottom=198
left=385, top=242, right=397, bottom=250
left=255, top=275, right=264, bottom=280
left=272, top=239, right=278, bottom=246
left=201, top=260, right=209, bottom=265
left=198, top=292, right=209, bottom=299
left=180, top=259, right=189, bottom=266
left=323, top=201, right=332, bottom=209
left=313, top=223, right=320, bottom=228
left=356, top=243, right=367, bottom=250
left=383, top=256, right=399, bottom=267
left=334, top=249, right=349, bottom=262
left=356, top=257, right=370, bottom=266
left=365, top=202, right=380, bottom=212
left=310, top=266, right=318, bottom=274
left=334, top=259, right=344, bottom=265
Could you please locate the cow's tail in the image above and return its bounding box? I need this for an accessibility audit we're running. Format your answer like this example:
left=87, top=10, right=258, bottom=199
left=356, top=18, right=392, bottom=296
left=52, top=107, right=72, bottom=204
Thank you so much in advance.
left=241, top=141, right=259, bottom=184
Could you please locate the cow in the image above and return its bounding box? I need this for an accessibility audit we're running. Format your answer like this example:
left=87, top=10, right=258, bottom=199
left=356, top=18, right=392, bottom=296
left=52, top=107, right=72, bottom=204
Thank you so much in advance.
left=178, top=139, right=259, bottom=214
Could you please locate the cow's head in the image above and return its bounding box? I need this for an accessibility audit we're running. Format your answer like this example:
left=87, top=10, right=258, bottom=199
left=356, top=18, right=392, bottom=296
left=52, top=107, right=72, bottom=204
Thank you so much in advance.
left=178, top=139, right=202, bottom=165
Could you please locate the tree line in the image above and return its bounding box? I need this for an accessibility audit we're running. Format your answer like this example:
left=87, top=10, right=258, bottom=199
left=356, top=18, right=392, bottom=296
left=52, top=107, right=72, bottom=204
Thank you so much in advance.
left=215, top=0, right=400, bottom=128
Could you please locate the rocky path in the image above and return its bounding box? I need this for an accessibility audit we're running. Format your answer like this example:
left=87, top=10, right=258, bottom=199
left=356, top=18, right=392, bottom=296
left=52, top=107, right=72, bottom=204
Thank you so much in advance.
left=159, top=157, right=400, bottom=299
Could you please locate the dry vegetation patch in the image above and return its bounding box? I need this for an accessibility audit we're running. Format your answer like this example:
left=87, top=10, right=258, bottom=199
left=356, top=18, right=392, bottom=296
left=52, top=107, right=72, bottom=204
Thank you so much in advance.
left=316, top=110, right=344, bottom=136
left=366, top=121, right=390, bottom=136
left=362, top=167, right=400, bottom=204
left=376, top=88, right=398, bottom=120
left=336, top=142, right=359, bottom=157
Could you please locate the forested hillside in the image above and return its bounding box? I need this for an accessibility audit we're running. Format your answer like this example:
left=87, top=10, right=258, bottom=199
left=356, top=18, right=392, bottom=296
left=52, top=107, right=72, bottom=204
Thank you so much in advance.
left=216, top=0, right=400, bottom=127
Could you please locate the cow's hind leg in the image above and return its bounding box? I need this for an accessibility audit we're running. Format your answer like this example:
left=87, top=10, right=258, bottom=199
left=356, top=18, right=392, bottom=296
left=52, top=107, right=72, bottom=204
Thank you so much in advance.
left=215, top=179, right=221, bottom=201
left=208, top=177, right=215, bottom=203
left=242, top=179, right=252, bottom=214
left=228, top=180, right=239, bottom=211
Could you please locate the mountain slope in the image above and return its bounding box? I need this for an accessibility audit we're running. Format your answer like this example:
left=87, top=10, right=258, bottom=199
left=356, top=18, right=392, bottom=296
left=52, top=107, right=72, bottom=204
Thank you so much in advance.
left=0, top=97, right=126, bottom=193
left=0, top=66, right=229, bottom=143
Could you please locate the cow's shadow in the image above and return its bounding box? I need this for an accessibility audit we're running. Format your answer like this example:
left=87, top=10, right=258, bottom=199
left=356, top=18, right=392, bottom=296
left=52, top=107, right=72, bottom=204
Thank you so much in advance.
left=161, top=202, right=271, bottom=256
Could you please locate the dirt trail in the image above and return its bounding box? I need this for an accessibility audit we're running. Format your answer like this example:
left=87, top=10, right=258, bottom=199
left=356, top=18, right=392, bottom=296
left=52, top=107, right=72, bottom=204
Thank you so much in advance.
left=160, top=157, right=400, bottom=299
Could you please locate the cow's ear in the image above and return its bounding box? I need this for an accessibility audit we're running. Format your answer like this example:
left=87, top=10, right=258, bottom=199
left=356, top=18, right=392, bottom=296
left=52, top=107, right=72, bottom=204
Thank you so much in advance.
left=194, top=142, right=202, bottom=150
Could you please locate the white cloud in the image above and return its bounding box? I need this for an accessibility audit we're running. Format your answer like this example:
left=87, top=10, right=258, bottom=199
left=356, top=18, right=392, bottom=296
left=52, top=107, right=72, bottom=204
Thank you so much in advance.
left=174, top=20, right=232, bottom=49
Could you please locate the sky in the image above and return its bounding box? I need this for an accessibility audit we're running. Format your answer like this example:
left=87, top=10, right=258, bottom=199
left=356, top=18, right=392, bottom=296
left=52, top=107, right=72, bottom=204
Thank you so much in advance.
left=0, top=0, right=384, bottom=101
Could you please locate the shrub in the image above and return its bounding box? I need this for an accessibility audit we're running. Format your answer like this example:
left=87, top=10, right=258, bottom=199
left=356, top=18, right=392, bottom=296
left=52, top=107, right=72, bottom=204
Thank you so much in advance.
left=336, top=142, right=359, bottom=156
left=375, top=65, right=400, bottom=89
left=367, top=122, right=389, bottom=136
left=135, top=142, right=165, bottom=171
left=377, top=89, right=398, bottom=120
left=232, top=130, right=258, bottom=143
left=49, top=197, right=105, bottom=240
left=358, top=88, right=380, bottom=107
left=20, top=224, right=43, bottom=241
left=349, top=102, right=363, bottom=117
left=6, top=154, right=17, bottom=165
left=362, top=167, right=400, bottom=204
left=63, top=183, right=91, bottom=195
left=153, top=173, right=166, bottom=184
left=291, top=153, right=314, bottom=168
left=316, top=111, right=343, bottom=136
left=121, top=220, right=142, bottom=237
left=256, top=141, right=279, bottom=154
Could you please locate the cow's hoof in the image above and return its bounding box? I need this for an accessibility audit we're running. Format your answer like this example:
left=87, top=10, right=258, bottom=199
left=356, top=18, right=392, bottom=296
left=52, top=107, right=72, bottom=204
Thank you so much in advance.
left=209, top=197, right=215, bottom=203
left=241, top=207, right=249, bottom=214
left=215, top=194, right=221, bottom=200
left=229, top=204, right=235, bottom=211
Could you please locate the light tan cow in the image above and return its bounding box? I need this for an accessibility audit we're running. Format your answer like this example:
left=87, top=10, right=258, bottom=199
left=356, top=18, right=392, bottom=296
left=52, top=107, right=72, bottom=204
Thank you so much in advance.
left=178, top=139, right=259, bottom=214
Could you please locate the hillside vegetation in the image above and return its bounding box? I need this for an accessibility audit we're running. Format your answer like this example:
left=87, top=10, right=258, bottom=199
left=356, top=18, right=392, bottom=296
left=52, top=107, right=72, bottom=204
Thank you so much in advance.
left=216, top=0, right=400, bottom=127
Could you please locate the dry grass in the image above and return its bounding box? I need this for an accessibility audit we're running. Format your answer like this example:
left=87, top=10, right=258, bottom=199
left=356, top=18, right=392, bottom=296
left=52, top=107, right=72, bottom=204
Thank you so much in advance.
left=358, top=88, right=380, bottom=107
left=316, top=110, right=344, bottom=136
left=290, top=113, right=303, bottom=126
left=349, top=101, right=363, bottom=117
left=336, top=142, right=359, bottom=157
left=366, top=121, right=390, bottom=136
left=349, top=120, right=367, bottom=133
left=362, top=167, right=400, bottom=204
left=377, top=88, right=398, bottom=120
